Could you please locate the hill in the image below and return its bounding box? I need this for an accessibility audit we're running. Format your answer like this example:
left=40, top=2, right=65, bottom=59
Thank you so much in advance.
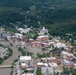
left=0, top=0, right=76, bottom=37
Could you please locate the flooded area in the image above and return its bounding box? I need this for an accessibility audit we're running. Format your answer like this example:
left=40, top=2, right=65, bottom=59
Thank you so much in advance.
left=0, top=68, right=11, bottom=75
left=0, top=40, right=21, bottom=75
left=0, top=41, right=21, bottom=65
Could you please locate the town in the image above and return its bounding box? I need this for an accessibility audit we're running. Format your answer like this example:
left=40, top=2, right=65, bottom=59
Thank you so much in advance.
left=0, top=26, right=76, bottom=75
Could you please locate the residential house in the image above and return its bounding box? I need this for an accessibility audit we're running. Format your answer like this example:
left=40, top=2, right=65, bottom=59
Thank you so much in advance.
left=61, top=60, right=74, bottom=69
left=37, top=35, right=49, bottom=42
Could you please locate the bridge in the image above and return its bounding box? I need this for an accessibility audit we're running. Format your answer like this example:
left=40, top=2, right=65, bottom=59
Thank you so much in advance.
left=0, top=65, right=12, bottom=68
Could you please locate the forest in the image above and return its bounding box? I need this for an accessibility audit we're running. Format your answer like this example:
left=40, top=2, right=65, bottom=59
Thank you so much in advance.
left=0, top=0, right=76, bottom=37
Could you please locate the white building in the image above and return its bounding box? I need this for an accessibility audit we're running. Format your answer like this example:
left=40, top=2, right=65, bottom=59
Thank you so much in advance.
left=48, top=62, right=58, bottom=68
left=53, top=43, right=67, bottom=48
left=17, top=28, right=31, bottom=34
left=20, top=56, right=31, bottom=62
left=15, top=33, right=23, bottom=39
left=39, top=27, right=48, bottom=35
left=22, top=73, right=34, bottom=75
left=61, top=51, right=73, bottom=58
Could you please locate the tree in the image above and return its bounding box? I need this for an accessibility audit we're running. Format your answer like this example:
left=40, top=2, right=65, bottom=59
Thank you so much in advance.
left=0, top=58, right=3, bottom=64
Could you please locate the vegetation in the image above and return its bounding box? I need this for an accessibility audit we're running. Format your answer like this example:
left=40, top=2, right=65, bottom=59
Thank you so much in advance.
left=18, top=47, right=26, bottom=56
left=8, top=48, right=13, bottom=56
left=63, top=68, right=76, bottom=75
left=36, top=68, right=42, bottom=75
left=0, top=58, right=3, bottom=64
left=72, top=69, right=76, bottom=75
left=10, top=43, right=13, bottom=46
left=13, top=59, right=18, bottom=63
left=37, top=53, right=50, bottom=58
left=27, top=30, right=38, bottom=40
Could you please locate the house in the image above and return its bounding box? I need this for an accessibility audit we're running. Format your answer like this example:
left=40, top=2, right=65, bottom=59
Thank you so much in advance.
left=47, top=57, right=61, bottom=63
left=37, top=62, right=44, bottom=67
left=61, top=51, right=73, bottom=59
left=37, top=35, right=49, bottom=42
left=47, top=57, right=57, bottom=63
left=37, top=62, right=48, bottom=67
left=53, top=43, right=67, bottom=49
left=31, top=41, right=40, bottom=47
left=21, top=62, right=27, bottom=69
left=41, top=67, right=54, bottom=75
left=61, top=60, right=74, bottom=69
left=48, top=62, right=58, bottom=68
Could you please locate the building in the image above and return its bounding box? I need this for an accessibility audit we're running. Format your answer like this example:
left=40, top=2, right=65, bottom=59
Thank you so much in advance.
left=48, top=62, right=58, bottom=68
left=61, top=60, right=73, bottom=69
left=20, top=56, right=31, bottom=62
left=37, top=62, right=48, bottom=67
left=48, top=57, right=61, bottom=63
left=53, top=43, right=67, bottom=49
left=37, top=35, right=49, bottom=42
left=17, top=28, right=31, bottom=34
left=21, top=62, right=27, bottom=69
left=61, top=51, right=73, bottom=59
left=39, top=27, right=48, bottom=35
left=15, top=33, right=23, bottom=39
